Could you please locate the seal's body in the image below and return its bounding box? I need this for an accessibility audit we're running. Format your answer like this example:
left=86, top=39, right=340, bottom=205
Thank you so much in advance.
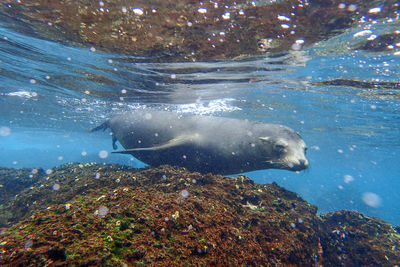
left=90, top=110, right=308, bottom=175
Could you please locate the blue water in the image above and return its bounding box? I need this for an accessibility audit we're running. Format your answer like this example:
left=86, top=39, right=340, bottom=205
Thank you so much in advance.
left=1, top=12, right=400, bottom=225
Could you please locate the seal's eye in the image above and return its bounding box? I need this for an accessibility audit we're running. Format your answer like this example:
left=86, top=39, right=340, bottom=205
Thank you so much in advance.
left=274, top=144, right=287, bottom=153
left=304, top=147, right=308, bottom=154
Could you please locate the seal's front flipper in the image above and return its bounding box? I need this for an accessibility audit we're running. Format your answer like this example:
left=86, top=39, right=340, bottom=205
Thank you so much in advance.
left=112, top=135, right=197, bottom=154
left=112, top=134, right=118, bottom=150
left=89, top=121, right=109, bottom=132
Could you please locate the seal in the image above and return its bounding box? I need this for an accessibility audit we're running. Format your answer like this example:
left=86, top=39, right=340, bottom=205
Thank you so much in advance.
left=90, top=110, right=308, bottom=174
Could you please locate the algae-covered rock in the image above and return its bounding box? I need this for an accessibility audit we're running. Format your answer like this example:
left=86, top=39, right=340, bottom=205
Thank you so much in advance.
left=0, top=163, right=138, bottom=227
left=320, top=210, right=400, bottom=266
left=0, top=163, right=321, bottom=266
left=2, top=0, right=398, bottom=61
left=0, top=167, right=46, bottom=227
left=0, top=163, right=399, bottom=266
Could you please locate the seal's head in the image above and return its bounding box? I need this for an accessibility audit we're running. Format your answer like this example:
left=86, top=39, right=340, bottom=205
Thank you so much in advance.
left=258, top=126, right=308, bottom=171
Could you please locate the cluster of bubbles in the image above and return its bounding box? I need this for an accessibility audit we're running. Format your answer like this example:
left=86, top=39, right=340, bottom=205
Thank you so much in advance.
left=338, top=174, right=382, bottom=208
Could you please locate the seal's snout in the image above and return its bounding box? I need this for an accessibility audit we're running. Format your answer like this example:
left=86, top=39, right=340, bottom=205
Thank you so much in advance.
left=299, top=159, right=308, bottom=168
left=292, top=157, right=309, bottom=171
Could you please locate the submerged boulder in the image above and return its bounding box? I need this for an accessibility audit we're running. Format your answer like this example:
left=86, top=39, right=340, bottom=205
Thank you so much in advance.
left=0, top=163, right=399, bottom=265
left=1, top=0, right=398, bottom=61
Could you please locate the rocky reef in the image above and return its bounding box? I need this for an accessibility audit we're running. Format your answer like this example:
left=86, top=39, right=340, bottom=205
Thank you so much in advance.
left=0, top=163, right=399, bottom=266
left=2, top=0, right=399, bottom=61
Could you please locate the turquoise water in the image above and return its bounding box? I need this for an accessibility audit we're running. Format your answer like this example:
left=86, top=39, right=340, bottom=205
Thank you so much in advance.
left=1, top=7, right=400, bottom=226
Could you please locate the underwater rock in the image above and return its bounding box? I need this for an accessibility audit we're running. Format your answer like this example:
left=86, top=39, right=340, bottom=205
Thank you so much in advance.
left=1, top=0, right=398, bottom=61
left=0, top=163, right=320, bottom=265
left=0, top=163, right=399, bottom=265
left=356, top=33, right=400, bottom=52
left=0, top=163, right=138, bottom=227
left=0, top=167, right=46, bottom=227
left=311, top=79, right=400, bottom=100
left=320, top=210, right=400, bottom=266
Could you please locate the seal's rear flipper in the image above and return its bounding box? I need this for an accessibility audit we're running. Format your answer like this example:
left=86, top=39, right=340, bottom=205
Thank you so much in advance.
left=88, top=121, right=109, bottom=132
left=112, top=149, right=137, bottom=154
left=112, top=147, right=164, bottom=154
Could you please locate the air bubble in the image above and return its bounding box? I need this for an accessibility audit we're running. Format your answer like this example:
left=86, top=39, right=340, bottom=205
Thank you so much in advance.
left=180, top=190, right=189, bottom=198
left=343, top=175, right=354, bottom=183
left=291, top=43, right=302, bottom=51
left=99, top=150, right=109, bottom=159
left=353, top=30, right=372, bottom=38
left=222, top=12, right=230, bottom=20
left=277, top=15, right=290, bottom=21
left=198, top=7, right=207, bottom=14
left=52, top=183, right=60, bottom=191
left=362, top=192, right=382, bottom=208
left=0, top=126, right=11, bottom=136
left=348, top=4, right=357, bottom=11
left=97, top=206, right=109, bottom=217
left=132, top=8, right=144, bottom=15
left=368, top=7, right=381, bottom=14
left=46, top=169, right=53, bottom=175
